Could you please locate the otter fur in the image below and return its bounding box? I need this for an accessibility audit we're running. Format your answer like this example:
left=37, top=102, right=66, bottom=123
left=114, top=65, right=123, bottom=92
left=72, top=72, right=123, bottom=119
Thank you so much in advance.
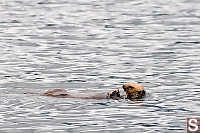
left=41, top=83, right=145, bottom=100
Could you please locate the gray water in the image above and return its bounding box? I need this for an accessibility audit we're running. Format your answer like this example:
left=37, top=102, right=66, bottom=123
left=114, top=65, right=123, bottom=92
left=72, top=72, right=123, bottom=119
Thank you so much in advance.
left=0, top=0, right=200, bottom=133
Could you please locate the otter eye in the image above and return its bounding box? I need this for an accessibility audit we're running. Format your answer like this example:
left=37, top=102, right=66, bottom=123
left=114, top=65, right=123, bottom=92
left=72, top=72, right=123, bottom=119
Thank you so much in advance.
left=129, top=86, right=135, bottom=89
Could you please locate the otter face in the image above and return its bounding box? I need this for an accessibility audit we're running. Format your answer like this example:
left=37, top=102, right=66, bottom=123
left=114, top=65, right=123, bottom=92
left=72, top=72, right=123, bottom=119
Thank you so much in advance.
left=123, top=83, right=145, bottom=99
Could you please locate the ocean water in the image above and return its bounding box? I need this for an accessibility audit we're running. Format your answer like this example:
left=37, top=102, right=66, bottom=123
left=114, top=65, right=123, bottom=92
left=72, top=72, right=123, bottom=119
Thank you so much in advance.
left=0, top=0, right=200, bottom=132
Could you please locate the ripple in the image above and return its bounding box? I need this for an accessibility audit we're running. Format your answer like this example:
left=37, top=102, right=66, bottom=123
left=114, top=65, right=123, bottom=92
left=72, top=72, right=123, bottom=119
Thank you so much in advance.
left=1, top=0, right=200, bottom=132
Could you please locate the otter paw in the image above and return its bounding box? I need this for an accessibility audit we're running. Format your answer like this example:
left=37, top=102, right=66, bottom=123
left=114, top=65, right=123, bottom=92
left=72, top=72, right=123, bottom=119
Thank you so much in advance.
left=107, top=89, right=120, bottom=99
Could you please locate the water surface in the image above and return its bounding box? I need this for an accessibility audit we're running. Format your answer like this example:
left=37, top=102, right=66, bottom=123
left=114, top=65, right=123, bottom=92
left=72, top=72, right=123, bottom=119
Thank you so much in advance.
left=0, top=0, right=200, bottom=133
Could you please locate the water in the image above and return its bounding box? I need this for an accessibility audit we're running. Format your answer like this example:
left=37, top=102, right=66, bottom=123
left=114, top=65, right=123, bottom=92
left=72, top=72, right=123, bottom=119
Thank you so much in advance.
left=0, top=0, right=200, bottom=132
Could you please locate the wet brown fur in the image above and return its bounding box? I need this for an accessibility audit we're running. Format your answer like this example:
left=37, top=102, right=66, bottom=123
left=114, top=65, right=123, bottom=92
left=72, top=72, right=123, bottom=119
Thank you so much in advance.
left=41, top=83, right=145, bottom=100
left=123, top=83, right=145, bottom=99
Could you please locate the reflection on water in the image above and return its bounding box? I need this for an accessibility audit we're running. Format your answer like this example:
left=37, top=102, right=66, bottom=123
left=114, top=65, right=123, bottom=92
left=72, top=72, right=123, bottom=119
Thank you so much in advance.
left=0, top=0, right=200, bottom=132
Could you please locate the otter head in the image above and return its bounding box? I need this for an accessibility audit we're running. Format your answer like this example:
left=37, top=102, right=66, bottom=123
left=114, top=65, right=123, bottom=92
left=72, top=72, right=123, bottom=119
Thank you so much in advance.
left=123, top=83, right=145, bottom=100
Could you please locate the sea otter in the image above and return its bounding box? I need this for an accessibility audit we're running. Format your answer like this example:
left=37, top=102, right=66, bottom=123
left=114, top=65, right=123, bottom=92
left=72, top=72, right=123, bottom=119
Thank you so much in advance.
left=41, top=83, right=145, bottom=100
